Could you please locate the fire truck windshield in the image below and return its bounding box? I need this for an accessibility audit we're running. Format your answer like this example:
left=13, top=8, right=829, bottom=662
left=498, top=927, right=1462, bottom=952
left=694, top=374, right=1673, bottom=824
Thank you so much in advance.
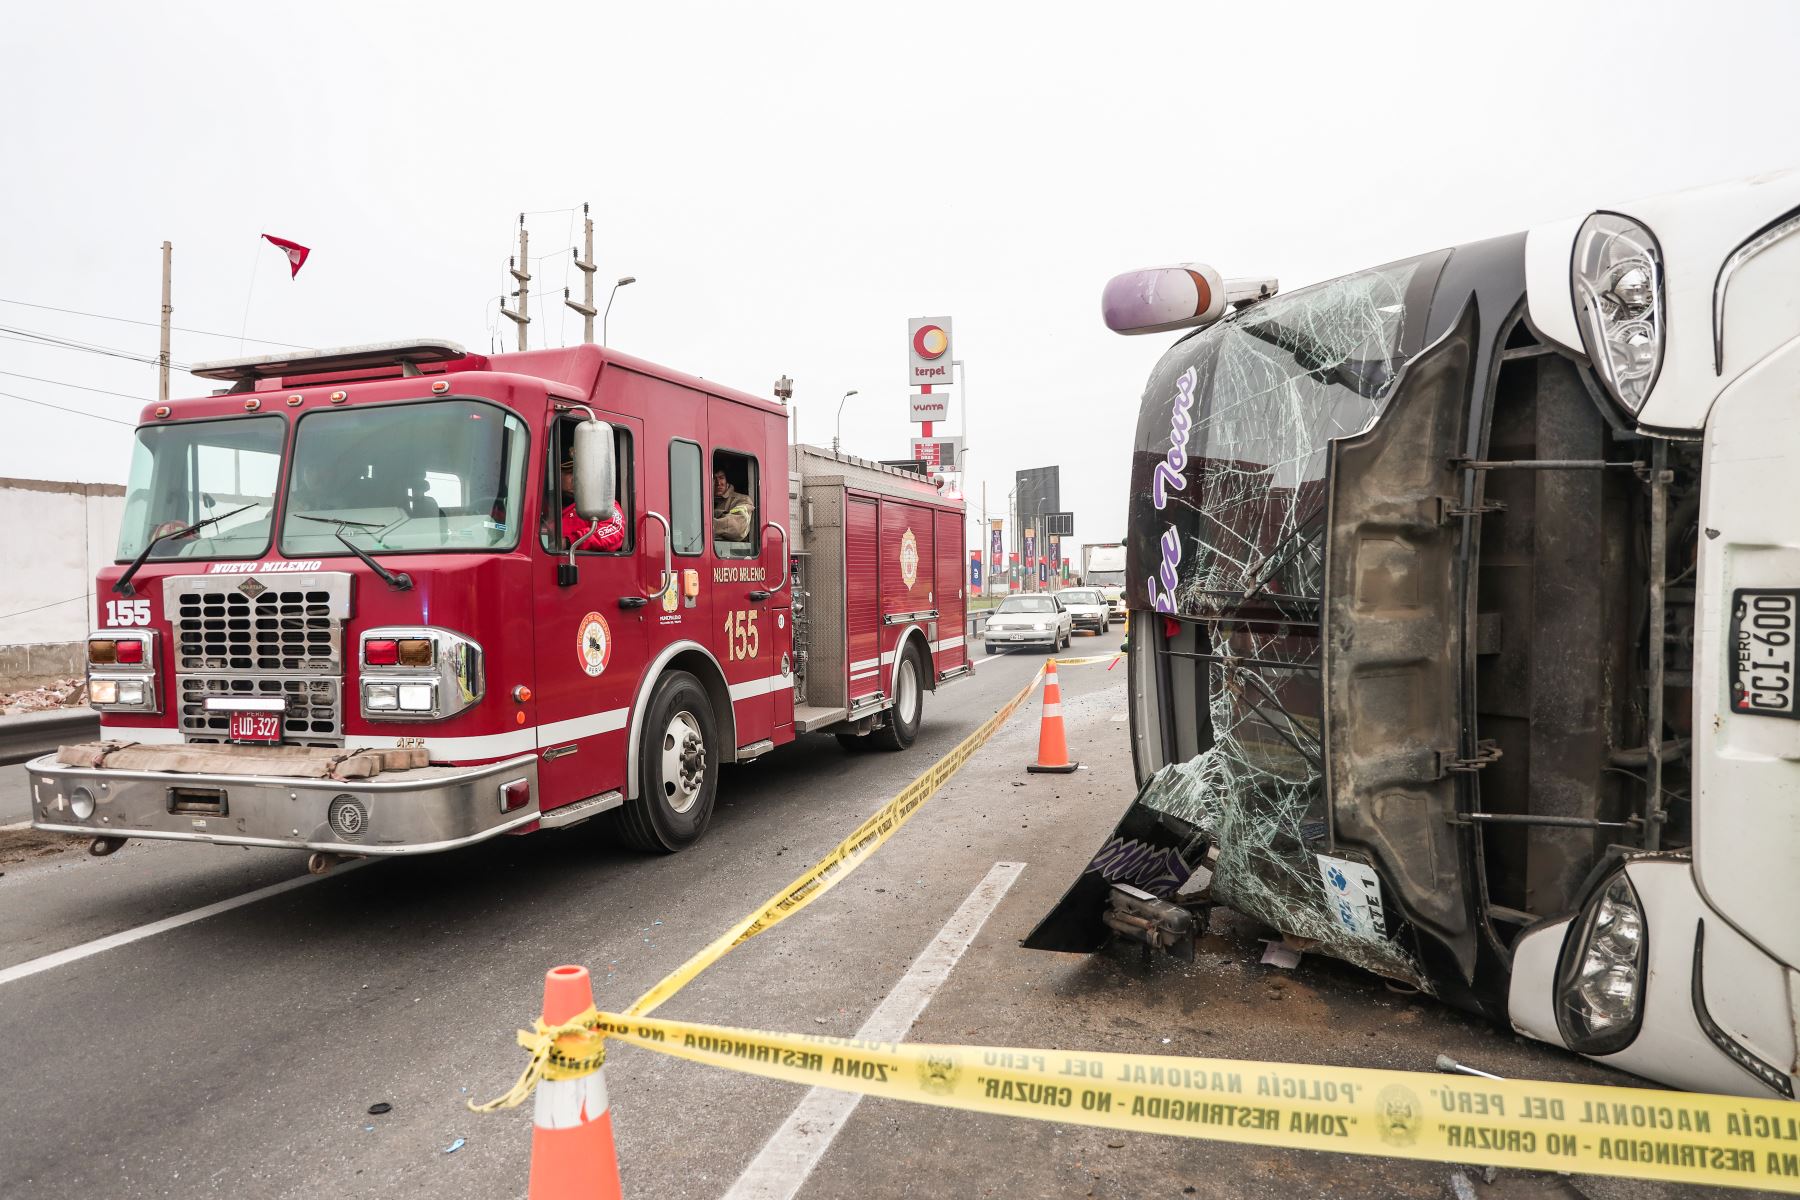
left=278, top=399, right=530, bottom=556
left=116, top=415, right=284, bottom=562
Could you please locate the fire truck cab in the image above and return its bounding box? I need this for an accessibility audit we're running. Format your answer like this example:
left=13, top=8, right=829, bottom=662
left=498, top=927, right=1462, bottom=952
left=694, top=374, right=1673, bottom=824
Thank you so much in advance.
left=27, top=341, right=969, bottom=863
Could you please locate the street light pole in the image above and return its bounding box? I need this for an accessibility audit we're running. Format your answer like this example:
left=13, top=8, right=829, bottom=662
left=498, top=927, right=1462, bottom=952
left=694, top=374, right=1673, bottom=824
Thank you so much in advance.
left=602, top=276, right=636, bottom=346
left=833, top=390, right=859, bottom=456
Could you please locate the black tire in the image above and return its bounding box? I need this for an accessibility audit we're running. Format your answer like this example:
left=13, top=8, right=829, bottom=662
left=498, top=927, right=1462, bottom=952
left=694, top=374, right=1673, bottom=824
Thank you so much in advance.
left=611, top=670, right=718, bottom=853
left=874, top=643, right=926, bottom=751
left=984, top=643, right=996, bottom=655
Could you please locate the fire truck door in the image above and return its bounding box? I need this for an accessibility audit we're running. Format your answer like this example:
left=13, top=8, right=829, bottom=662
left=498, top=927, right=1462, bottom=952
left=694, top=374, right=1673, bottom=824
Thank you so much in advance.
left=531, top=408, right=647, bottom=813
left=879, top=499, right=934, bottom=696
left=707, top=403, right=778, bottom=751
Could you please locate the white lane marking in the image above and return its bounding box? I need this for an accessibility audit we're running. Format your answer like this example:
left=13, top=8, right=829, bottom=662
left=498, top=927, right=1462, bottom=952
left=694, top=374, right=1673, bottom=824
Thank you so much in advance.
left=1111, top=713, right=1129, bottom=722
left=1, top=820, right=33, bottom=832
left=0, top=860, right=373, bottom=988
left=723, top=860, right=1024, bottom=1200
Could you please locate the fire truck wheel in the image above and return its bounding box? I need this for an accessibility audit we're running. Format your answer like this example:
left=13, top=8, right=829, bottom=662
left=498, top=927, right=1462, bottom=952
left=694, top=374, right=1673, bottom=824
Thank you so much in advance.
left=873, top=644, right=925, bottom=751
left=614, top=671, right=718, bottom=852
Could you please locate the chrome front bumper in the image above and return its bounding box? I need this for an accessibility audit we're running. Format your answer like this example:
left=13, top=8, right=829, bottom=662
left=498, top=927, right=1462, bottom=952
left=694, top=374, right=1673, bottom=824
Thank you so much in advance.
left=24, top=752, right=540, bottom=855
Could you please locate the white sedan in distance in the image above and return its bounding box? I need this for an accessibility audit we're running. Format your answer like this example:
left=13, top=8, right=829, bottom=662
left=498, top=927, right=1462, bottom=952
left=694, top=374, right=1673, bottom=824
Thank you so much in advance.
left=982, top=594, right=1073, bottom=653
left=1056, top=587, right=1112, bottom=635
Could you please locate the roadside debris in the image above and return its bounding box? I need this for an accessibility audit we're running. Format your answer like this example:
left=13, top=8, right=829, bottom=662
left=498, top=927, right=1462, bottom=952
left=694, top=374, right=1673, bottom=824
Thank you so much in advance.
left=444, top=1137, right=465, bottom=1154
left=1259, top=940, right=1302, bottom=969
left=1, top=678, right=85, bottom=715
left=366, top=1102, right=392, bottom=1115
left=1448, top=1170, right=1479, bottom=1200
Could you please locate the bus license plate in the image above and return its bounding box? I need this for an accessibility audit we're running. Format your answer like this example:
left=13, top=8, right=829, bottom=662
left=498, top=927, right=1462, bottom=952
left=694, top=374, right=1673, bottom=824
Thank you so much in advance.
left=229, top=711, right=283, bottom=743
left=1730, top=589, right=1800, bottom=719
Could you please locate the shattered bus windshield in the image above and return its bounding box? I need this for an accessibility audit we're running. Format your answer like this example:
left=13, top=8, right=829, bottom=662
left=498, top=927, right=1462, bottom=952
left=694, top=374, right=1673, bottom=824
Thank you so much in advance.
left=1119, top=252, right=1445, bottom=982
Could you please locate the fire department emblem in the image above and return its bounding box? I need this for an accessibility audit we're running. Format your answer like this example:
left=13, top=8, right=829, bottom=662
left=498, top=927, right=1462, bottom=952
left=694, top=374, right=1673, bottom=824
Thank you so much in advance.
left=899, top=528, right=919, bottom=590
left=577, top=612, right=612, bottom=677
left=662, top=584, right=679, bottom=615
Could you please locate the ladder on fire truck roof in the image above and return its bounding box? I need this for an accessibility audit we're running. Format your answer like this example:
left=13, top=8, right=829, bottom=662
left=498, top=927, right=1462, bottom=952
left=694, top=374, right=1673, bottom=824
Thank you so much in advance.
left=190, top=339, right=469, bottom=392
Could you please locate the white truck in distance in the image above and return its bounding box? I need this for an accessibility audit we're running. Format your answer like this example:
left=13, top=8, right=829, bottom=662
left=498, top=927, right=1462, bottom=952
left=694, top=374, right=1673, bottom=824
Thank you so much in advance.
left=1080, top=543, right=1127, bottom=616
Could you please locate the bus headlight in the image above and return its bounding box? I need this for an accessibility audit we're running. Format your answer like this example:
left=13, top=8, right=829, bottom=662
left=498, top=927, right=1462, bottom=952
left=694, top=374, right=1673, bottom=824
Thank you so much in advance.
left=1572, top=213, right=1664, bottom=413
left=1555, top=870, right=1648, bottom=1054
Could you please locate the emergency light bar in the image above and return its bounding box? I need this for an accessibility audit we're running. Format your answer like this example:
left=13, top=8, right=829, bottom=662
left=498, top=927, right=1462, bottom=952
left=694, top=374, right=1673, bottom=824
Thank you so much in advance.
left=1101, top=265, right=1279, bottom=335
left=190, top=339, right=472, bottom=390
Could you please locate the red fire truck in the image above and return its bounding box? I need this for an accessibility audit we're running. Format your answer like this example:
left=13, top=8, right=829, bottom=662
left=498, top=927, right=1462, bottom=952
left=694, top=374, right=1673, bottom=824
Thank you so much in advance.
left=27, top=340, right=971, bottom=868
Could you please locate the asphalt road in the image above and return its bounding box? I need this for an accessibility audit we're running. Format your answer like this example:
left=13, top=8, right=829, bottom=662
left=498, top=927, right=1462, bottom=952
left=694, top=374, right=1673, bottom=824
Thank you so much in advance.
left=0, top=636, right=1739, bottom=1199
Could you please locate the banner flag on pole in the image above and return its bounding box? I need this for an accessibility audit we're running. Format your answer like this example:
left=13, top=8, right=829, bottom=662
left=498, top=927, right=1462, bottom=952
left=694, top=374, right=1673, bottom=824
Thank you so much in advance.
left=261, top=234, right=311, bottom=278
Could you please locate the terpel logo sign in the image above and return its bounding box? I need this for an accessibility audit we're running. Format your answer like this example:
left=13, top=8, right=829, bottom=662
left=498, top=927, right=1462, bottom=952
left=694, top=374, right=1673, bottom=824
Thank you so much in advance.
left=907, top=316, right=954, bottom=385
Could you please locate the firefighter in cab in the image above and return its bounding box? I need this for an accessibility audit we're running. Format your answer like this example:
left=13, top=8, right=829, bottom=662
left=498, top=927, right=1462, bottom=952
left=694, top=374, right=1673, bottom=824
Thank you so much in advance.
left=558, top=455, right=625, bottom=550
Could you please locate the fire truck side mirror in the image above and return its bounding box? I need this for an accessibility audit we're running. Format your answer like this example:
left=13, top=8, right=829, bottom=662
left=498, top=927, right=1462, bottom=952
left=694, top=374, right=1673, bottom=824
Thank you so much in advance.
left=572, top=418, right=616, bottom=521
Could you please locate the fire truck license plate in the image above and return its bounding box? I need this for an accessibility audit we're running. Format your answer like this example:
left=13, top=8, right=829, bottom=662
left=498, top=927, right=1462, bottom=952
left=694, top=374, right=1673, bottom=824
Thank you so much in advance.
left=229, top=711, right=283, bottom=743
left=1730, top=589, right=1800, bottom=719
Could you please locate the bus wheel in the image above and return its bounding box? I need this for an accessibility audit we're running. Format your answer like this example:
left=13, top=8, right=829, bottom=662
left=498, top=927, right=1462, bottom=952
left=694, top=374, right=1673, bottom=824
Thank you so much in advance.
left=874, top=644, right=925, bottom=751
left=614, top=671, right=718, bottom=853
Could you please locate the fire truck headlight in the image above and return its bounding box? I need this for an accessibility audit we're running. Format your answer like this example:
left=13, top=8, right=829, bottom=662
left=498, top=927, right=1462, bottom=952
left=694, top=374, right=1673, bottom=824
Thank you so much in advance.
left=69, top=786, right=97, bottom=820
left=90, top=679, right=119, bottom=704
left=364, top=683, right=400, bottom=711
left=397, top=683, right=437, bottom=713
left=115, top=680, right=146, bottom=707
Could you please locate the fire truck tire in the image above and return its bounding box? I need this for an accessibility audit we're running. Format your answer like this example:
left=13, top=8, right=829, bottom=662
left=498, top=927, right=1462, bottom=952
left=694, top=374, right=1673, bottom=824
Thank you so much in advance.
left=613, top=671, right=718, bottom=853
left=873, top=644, right=925, bottom=751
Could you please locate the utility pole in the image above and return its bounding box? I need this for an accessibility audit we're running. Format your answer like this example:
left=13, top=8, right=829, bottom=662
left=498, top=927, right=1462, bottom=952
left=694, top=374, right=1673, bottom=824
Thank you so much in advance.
left=564, top=202, right=597, bottom=343
left=158, top=241, right=172, bottom=404
left=500, top=214, right=530, bottom=350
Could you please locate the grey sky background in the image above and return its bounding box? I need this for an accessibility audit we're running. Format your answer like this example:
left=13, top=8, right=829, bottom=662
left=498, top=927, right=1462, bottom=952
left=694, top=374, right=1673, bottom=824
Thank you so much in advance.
left=4, top=1, right=1798, bottom=557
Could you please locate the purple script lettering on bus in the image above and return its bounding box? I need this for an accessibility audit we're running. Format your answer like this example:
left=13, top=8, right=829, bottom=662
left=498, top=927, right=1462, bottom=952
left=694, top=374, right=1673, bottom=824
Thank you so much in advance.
left=1146, top=366, right=1197, bottom=615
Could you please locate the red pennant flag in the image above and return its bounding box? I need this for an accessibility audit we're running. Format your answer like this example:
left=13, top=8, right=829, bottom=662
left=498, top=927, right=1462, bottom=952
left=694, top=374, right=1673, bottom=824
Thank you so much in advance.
left=261, top=234, right=311, bottom=278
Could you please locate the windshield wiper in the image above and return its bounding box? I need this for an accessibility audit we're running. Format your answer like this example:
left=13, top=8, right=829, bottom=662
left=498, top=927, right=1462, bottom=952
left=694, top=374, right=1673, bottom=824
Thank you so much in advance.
left=113, top=503, right=257, bottom=596
left=293, top=513, right=413, bottom=591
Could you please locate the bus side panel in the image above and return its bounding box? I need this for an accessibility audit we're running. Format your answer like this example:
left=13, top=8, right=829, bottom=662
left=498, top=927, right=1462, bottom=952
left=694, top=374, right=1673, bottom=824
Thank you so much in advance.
left=845, top=494, right=881, bottom=703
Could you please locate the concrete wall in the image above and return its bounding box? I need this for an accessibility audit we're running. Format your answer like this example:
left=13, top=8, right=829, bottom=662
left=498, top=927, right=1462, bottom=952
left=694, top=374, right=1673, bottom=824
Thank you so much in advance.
left=0, top=477, right=125, bottom=684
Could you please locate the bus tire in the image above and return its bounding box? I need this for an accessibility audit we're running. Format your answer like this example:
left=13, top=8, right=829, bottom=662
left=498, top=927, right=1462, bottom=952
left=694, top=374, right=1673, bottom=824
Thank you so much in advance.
left=874, top=643, right=925, bottom=751
left=613, top=670, right=718, bottom=853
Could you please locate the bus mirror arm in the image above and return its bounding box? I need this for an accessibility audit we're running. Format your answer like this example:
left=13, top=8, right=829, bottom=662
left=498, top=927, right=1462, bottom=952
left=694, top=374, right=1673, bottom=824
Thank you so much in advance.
left=766, top=521, right=790, bottom=593
left=644, top=510, right=673, bottom=601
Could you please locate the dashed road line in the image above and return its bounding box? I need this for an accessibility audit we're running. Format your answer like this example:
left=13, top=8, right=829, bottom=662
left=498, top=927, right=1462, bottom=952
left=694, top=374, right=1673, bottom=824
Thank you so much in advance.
left=721, top=860, right=1024, bottom=1200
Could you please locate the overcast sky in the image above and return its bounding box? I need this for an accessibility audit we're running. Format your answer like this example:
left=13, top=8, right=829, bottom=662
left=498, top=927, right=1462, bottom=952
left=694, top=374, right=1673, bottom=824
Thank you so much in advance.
left=5, top=1, right=1799, bottom=556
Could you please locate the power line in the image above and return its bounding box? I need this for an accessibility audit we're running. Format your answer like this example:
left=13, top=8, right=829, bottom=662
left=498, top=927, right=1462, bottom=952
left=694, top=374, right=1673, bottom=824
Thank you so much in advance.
left=0, top=297, right=304, bottom=349
left=0, top=371, right=145, bottom=402
left=0, top=593, right=91, bottom=623
left=0, top=389, right=139, bottom=427
left=0, top=326, right=187, bottom=369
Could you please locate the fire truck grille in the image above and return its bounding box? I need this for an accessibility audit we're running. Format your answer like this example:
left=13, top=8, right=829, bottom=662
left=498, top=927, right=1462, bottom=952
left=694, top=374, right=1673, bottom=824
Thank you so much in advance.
left=171, top=589, right=342, bottom=672
left=177, top=676, right=343, bottom=747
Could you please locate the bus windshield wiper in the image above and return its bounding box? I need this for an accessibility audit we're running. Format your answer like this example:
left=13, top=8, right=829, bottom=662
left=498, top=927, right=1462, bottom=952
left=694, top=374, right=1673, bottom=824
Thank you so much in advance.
left=293, top=513, right=413, bottom=591
left=113, top=503, right=257, bottom=596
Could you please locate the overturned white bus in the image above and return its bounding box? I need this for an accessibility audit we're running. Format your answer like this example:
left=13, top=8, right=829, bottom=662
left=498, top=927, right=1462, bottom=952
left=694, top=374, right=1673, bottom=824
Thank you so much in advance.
left=1030, top=171, right=1800, bottom=1101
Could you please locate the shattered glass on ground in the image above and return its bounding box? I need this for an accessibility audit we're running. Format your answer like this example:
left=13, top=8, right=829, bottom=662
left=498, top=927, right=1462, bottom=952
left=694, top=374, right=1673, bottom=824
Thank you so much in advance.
left=1127, top=258, right=1435, bottom=990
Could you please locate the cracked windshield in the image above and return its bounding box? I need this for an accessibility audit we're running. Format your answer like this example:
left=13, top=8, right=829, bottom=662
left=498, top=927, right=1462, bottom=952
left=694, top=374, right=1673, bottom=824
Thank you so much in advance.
left=279, top=400, right=529, bottom=555
left=1128, top=255, right=1433, bottom=980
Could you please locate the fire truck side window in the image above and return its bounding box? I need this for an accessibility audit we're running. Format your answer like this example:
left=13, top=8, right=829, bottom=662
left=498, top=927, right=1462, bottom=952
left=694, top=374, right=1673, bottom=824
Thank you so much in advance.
left=541, top=418, right=633, bottom=554
left=711, top=451, right=758, bottom=559
left=669, top=439, right=704, bottom=557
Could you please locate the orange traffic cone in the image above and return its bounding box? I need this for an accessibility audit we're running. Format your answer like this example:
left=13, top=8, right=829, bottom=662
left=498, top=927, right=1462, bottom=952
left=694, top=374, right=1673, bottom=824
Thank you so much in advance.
left=527, top=965, right=623, bottom=1200
left=1027, top=658, right=1080, bottom=774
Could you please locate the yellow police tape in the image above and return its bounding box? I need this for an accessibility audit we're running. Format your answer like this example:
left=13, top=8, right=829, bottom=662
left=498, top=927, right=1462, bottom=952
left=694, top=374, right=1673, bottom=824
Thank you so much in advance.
left=626, top=656, right=1061, bottom=1018
left=472, top=647, right=1800, bottom=1192
left=589, top=1012, right=1800, bottom=1194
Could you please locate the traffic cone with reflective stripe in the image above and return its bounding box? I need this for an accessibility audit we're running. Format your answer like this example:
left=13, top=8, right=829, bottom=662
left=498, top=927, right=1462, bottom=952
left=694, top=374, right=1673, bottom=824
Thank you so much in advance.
left=528, top=965, right=623, bottom=1200
left=1027, top=658, right=1079, bottom=774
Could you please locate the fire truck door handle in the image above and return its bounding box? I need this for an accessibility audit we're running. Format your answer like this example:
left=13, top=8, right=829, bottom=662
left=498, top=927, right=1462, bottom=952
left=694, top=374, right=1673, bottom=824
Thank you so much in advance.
left=618, top=596, right=648, bottom=609
left=748, top=590, right=770, bottom=602
left=766, top=521, right=790, bottom=593
left=643, top=510, right=673, bottom=601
